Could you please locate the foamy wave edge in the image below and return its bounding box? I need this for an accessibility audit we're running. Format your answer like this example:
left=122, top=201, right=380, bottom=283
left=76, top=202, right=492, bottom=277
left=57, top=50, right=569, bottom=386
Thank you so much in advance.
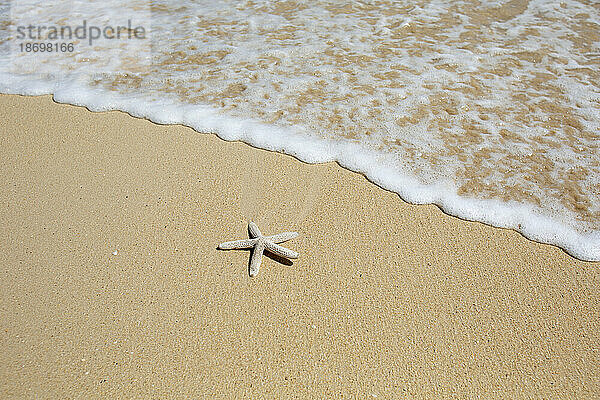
left=2, top=73, right=599, bottom=262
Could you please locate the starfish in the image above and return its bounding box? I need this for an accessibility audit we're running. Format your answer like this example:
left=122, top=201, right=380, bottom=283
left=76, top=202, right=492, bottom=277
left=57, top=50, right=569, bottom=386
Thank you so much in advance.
left=218, top=222, right=299, bottom=277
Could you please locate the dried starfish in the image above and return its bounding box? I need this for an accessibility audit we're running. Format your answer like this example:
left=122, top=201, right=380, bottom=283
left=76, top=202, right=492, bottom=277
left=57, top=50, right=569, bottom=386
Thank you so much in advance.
left=218, top=222, right=299, bottom=277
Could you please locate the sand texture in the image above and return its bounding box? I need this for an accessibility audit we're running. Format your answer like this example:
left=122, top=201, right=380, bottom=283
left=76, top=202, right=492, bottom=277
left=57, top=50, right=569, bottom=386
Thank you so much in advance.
left=1, top=94, right=599, bottom=399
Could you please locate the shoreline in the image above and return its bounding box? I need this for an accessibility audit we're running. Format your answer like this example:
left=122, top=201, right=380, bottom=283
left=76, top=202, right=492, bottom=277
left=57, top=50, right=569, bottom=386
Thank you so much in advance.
left=1, top=94, right=599, bottom=398
left=3, top=75, right=599, bottom=262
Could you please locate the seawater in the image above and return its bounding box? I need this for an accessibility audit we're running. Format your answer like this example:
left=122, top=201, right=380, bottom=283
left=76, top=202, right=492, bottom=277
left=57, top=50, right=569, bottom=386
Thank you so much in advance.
left=1, top=0, right=599, bottom=260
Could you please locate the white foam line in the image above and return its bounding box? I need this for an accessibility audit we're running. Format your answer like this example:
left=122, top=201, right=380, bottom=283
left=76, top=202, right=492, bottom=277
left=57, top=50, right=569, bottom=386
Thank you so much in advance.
left=1, top=72, right=599, bottom=261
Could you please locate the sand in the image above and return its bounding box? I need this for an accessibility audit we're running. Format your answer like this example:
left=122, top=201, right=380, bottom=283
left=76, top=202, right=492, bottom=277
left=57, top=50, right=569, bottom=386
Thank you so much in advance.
left=0, top=94, right=599, bottom=399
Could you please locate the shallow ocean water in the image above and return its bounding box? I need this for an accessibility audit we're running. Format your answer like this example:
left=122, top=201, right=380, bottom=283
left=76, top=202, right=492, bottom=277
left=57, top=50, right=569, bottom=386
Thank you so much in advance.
left=1, top=0, right=599, bottom=260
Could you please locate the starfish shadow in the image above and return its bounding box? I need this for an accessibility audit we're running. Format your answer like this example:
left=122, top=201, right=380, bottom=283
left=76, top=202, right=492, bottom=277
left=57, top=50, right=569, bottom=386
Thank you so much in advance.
left=246, top=247, right=293, bottom=276
left=263, top=250, right=294, bottom=266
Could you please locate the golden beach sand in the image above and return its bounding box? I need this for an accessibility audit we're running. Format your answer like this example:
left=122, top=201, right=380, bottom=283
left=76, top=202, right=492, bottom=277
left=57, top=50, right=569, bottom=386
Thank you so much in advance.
left=0, top=94, right=599, bottom=398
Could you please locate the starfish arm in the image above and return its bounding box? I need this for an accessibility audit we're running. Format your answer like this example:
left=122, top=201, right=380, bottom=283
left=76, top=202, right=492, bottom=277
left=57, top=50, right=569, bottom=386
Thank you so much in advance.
left=249, top=241, right=265, bottom=277
left=248, top=221, right=262, bottom=238
left=265, top=241, right=299, bottom=259
left=218, top=238, right=259, bottom=250
left=265, top=232, right=298, bottom=243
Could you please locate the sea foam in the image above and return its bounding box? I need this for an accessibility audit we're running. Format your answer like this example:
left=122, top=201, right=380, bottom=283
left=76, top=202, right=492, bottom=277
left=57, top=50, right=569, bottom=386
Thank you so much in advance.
left=1, top=0, right=599, bottom=261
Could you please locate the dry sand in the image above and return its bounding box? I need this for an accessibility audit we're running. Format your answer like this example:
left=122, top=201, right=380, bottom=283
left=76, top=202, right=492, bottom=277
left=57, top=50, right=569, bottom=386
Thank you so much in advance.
left=0, top=94, right=599, bottom=398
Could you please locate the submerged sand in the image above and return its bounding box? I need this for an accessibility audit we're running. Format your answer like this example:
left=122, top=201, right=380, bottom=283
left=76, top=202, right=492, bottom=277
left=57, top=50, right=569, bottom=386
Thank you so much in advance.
left=0, top=94, right=599, bottom=398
